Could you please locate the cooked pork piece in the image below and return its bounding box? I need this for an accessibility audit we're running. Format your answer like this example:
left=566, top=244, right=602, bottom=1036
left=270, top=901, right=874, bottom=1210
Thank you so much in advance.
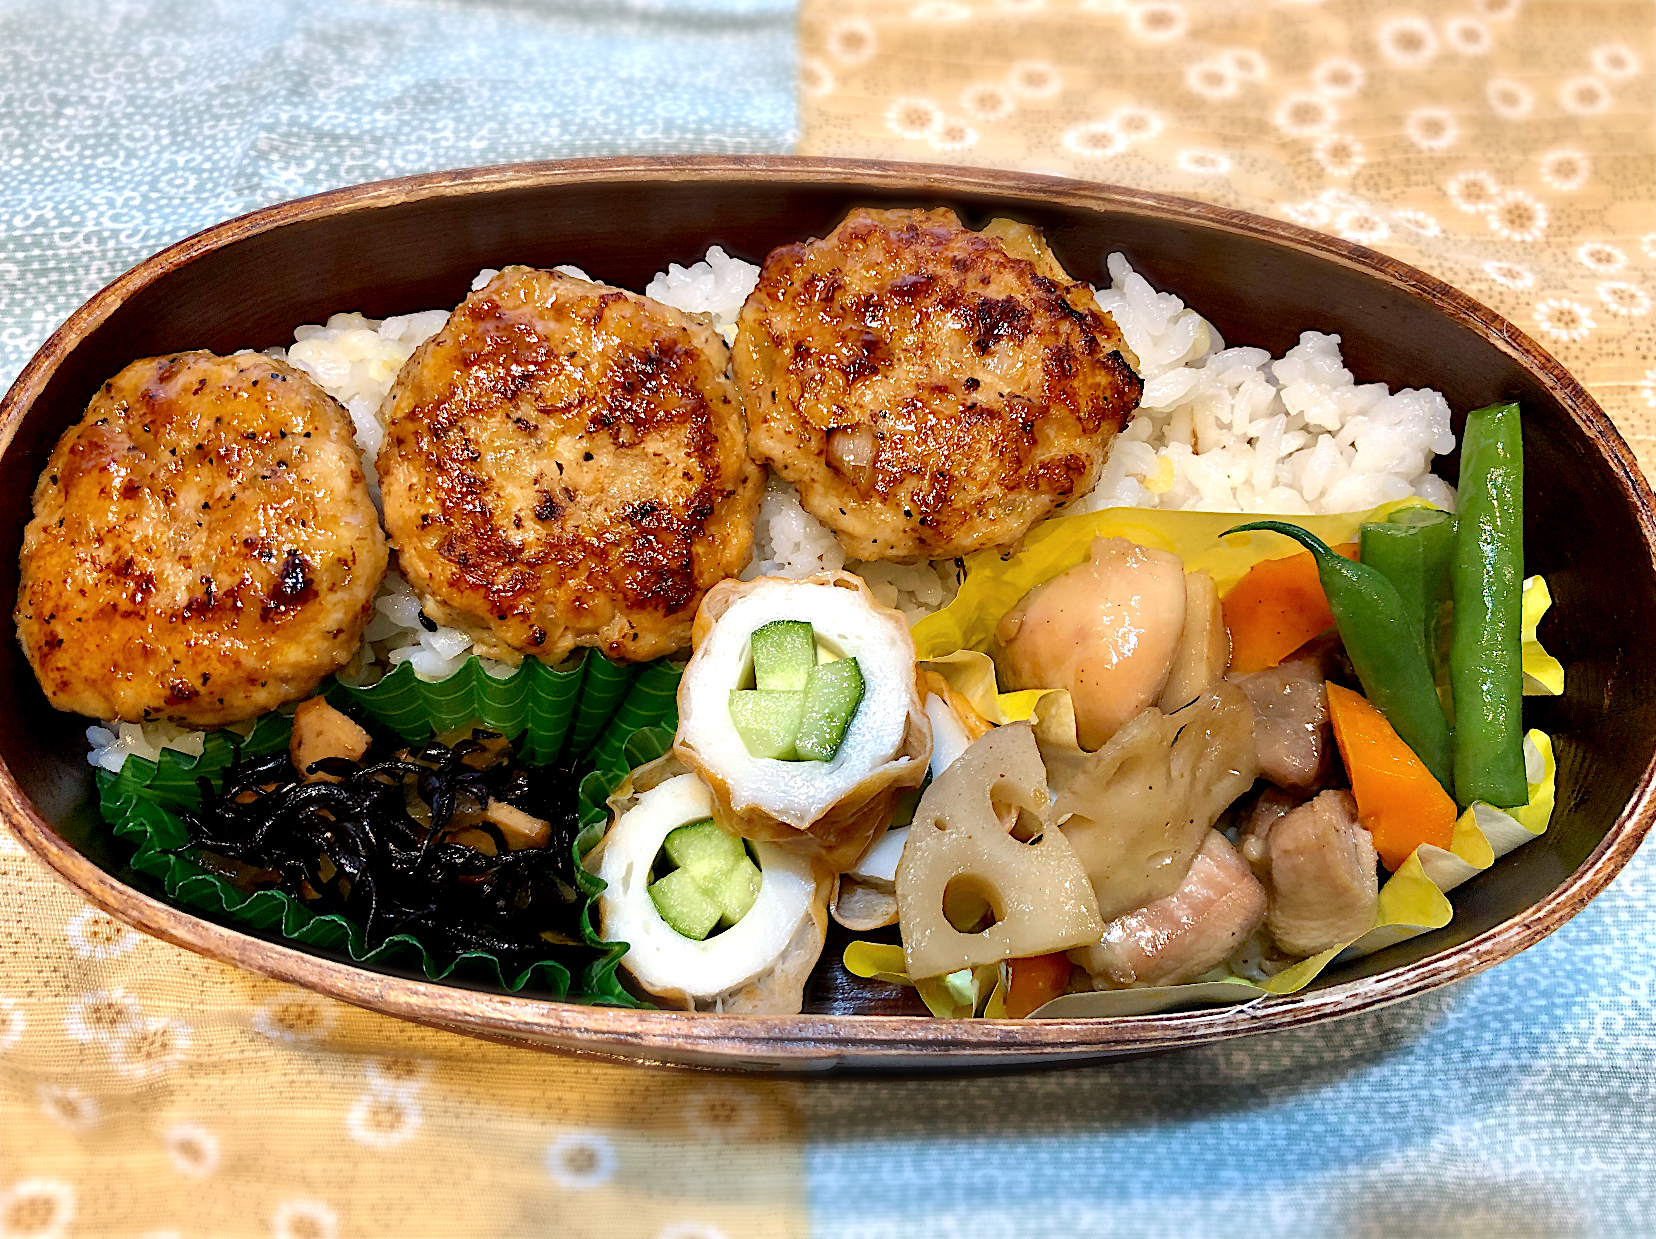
left=16, top=351, right=386, bottom=726
left=1072, top=831, right=1267, bottom=988
left=1237, top=784, right=1304, bottom=879
left=378, top=267, right=763, bottom=665
left=733, top=208, right=1143, bottom=562
left=1228, top=635, right=1344, bottom=793
left=1263, top=789, right=1379, bottom=957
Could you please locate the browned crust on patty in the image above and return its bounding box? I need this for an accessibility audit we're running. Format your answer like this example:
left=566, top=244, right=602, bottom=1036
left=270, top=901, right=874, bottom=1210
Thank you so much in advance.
left=377, top=267, right=763, bottom=664
left=734, top=208, right=1143, bottom=563
left=15, top=351, right=387, bottom=725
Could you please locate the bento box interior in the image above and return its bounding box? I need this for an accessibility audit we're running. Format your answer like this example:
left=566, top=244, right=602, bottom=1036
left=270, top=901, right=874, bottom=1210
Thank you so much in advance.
left=1, top=164, right=1648, bottom=1013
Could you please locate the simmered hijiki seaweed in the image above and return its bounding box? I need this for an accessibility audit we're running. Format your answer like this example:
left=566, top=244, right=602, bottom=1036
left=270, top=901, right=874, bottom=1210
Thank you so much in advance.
left=173, top=730, right=591, bottom=974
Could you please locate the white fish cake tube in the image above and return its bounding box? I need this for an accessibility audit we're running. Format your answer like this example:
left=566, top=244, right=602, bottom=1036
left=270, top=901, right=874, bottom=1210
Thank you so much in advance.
left=592, top=766, right=830, bottom=1014
left=674, top=571, right=932, bottom=872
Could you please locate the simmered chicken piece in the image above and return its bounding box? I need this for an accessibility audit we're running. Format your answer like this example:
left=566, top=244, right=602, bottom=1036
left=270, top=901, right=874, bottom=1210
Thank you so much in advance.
left=1229, top=634, right=1343, bottom=794
left=734, top=209, right=1143, bottom=562
left=1262, top=789, right=1379, bottom=957
left=378, top=267, right=762, bottom=666
left=1073, top=830, right=1266, bottom=988
left=16, top=351, right=386, bottom=726
left=996, top=537, right=1188, bottom=750
left=1157, top=570, right=1230, bottom=713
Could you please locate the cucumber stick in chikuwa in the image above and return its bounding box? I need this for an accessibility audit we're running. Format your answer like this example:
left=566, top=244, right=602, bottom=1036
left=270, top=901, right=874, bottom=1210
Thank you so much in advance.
left=729, top=620, right=866, bottom=763
left=1450, top=401, right=1527, bottom=808
left=1226, top=520, right=1455, bottom=794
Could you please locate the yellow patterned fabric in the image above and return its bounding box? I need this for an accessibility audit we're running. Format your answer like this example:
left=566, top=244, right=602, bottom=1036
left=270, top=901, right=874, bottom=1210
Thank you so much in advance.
left=798, top=0, right=1656, bottom=474
left=0, top=835, right=803, bottom=1238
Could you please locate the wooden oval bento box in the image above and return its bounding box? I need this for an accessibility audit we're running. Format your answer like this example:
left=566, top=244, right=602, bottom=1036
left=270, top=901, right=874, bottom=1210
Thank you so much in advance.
left=2, top=157, right=1652, bottom=1072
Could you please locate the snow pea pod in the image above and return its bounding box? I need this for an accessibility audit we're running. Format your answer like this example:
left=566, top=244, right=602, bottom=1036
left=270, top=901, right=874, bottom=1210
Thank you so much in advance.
left=1450, top=401, right=1527, bottom=808
left=1225, top=520, right=1455, bottom=794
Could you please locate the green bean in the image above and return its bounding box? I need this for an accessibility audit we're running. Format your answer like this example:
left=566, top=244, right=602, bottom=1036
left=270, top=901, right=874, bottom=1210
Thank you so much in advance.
left=1361, top=507, right=1456, bottom=685
left=1225, top=520, right=1455, bottom=793
left=1450, top=401, right=1527, bottom=808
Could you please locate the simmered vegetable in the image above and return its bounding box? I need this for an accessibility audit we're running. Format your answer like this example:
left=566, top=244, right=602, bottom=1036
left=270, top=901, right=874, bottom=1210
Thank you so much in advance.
left=1227, top=521, right=1454, bottom=794
left=1325, top=681, right=1456, bottom=870
left=1004, top=952, right=1074, bottom=1019
left=896, top=723, right=1103, bottom=980
left=1156, top=571, right=1231, bottom=712
left=1054, top=682, right=1259, bottom=921
left=1451, top=401, right=1528, bottom=808
left=1221, top=543, right=1357, bottom=675
left=994, top=536, right=1187, bottom=750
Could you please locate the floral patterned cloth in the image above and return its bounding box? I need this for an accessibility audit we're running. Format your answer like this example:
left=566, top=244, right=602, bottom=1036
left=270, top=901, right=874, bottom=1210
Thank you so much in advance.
left=0, top=2, right=802, bottom=1237
left=799, top=0, right=1656, bottom=474
left=795, top=2, right=1656, bottom=1236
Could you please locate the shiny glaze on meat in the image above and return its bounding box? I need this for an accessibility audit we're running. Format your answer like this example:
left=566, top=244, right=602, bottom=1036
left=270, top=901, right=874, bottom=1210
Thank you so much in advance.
left=1229, top=632, right=1345, bottom=794
left=734, top=208, right=1143, bottom=562
left=1074, top=830, right=1267, bottom=989
left=16, top=351, right=387, bottom=725
left=379, top=268, right=762, bottom=665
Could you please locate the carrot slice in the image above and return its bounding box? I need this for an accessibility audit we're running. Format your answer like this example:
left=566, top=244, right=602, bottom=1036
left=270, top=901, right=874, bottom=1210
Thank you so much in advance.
left=1325, top=680, right=1457, bottom=871
left=1222, top=543, right=1359, bottom=674
left=1004, top=952, right=1074, bottom=1019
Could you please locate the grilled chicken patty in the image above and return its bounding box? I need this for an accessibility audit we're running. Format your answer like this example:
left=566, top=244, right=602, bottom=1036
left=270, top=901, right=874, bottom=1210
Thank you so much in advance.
left=377, top=267, right=763, bottom=665
left=734, top=208, right=1144, bottom=562
left=17, top=351, right=387, bottom=726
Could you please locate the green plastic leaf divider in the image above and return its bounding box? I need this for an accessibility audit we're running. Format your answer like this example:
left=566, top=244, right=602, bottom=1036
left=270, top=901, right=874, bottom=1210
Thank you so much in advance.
left=565, top=654, right=640, bottom=755
left=104, top=652, right=687, bottom=1005
left=330, top=652, right=594, bottom=760
left=584, top=660, right=682, bottom=778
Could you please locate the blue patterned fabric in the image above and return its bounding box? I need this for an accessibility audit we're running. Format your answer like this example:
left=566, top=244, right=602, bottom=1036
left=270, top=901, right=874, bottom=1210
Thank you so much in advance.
left=0, top=0, right=796, bottom=388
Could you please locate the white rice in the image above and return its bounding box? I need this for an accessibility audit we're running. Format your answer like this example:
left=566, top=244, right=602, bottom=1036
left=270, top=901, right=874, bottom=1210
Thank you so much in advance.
left=644, top=246, right=757, bottom=345
left=85, top=720, right=207, bottom=774
left=1079, top=253, right=1457, bottom=515
left=741, top=475, right=960, bottom=624
left=85, top=246, right=1457, bottom=770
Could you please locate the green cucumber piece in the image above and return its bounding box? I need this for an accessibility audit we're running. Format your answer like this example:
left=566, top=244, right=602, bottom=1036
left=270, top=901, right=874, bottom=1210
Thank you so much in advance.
left=663, top=818, right=744, bottom=880
left=713, top=856, right=763, bottom=926
left=750, top=620, right=816, bottom=692
left=729, top=689, right=804, bottom=760
left=648, top=866, right=723, bottom=940
left=794, top=657, right=865, bottom=762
